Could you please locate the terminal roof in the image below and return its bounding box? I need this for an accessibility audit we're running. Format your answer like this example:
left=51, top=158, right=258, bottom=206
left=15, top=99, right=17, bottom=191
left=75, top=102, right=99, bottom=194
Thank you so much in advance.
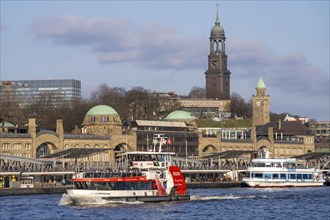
left=42, top=148, right=114, bottom=159
left=0, top=154, right=53, bottom=165
left=202, top=150, right=257, bottom=159
left=292, top=152, right=330, bottom=160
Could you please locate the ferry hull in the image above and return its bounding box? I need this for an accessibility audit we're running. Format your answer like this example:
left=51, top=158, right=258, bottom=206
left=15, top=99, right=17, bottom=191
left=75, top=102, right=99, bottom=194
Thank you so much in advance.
left=104, top=195, right=190, bottom=202
left=243, top=180, right=325, bottom=188
left=66, top=189, right=190, bottom=204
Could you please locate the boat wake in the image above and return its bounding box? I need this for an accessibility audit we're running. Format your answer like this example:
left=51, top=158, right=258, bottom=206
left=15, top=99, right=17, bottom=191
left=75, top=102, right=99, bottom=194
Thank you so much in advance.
left=190, top=194, right=255, bottom=201
left=58, top=193, right=143, bottom=206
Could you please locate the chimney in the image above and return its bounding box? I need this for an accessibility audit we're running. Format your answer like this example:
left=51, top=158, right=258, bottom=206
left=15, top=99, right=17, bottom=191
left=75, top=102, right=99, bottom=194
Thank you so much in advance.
left=56, top=119, right=64, bottom=140
left=28, top=117, right=36, bottom=138
left=278, top=119, right=282, bottom=130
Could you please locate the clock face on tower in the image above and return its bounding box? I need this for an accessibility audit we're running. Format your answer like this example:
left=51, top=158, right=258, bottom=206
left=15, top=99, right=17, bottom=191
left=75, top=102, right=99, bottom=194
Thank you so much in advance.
left=210, top=58, right=219, bottom=68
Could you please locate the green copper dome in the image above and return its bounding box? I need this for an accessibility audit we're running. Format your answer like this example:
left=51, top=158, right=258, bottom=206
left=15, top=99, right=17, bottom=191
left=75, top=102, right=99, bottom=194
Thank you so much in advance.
left=86, top=105, right=118, bottom=116
left=210, top=3, right=225, bottom=40
left=256, top=77, right=266, bottom=89
left=0, top=121, right=15, bottom=128
left=165, top=110, right=194, bottom=120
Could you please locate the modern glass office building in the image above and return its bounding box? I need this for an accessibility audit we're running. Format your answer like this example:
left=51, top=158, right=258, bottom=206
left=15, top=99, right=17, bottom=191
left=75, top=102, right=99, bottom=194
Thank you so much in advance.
left=0, top=79, right=81, bottom=107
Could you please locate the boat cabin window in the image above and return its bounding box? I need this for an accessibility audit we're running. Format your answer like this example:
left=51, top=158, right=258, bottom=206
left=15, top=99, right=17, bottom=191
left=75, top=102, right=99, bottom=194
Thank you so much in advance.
left=280, top=174, right=286, bottom=179
left=272, top=174, right=279, bottom=179
left=289, top=174, right=297, bottom=179
left=303, top=174, right=311, bottom=179
left=265, top=163, right=272, bottom=167
left=128, top=154, right=159, bottom=162
left=264, top=173, right=272, bottom=179
left=253, top=173, right=263, bottom=178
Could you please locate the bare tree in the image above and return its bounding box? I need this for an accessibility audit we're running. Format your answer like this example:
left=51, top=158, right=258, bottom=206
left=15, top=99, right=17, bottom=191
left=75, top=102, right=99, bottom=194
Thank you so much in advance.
left=230, top=92, right=252, bottom=118
left=187, top=86, right=206, bottom=99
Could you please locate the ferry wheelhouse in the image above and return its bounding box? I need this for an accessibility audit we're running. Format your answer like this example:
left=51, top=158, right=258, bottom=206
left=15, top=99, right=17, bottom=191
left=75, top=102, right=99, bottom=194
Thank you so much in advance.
left=66, top=135, right=190, bottom=203
left=242, top=157, right=325, bottom=188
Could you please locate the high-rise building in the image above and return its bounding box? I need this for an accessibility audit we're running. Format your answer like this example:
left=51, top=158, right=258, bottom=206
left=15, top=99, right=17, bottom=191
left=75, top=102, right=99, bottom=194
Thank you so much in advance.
left=205, top=3, right=231, bottom=100
left=0, top=79, right=81, bottom=107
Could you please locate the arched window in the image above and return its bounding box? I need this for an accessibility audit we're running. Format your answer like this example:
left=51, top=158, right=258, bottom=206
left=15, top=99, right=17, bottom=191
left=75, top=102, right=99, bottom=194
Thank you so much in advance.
left=36, top=143, right=49, bottom=158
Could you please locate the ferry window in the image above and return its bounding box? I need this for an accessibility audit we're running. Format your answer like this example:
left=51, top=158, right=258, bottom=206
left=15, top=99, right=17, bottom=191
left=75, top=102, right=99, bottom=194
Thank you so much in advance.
left=264, top=173, right=272, bottom=179
left=80, top=182, right=88, bottom=189
left=136, top=182, right=142, bottom=190
left=116, top=182, right=126, bottom=190
left=254, top=173, right=263, bottom=178
left=103, top=173, right=111, bottom=178
left=297, top=174, right=303, bottom=180
left=146, top=182, right=153, bottom=190
left=130, top=182, right=136, bottom=190
left=273, top=174, right=279, bottom=179
left=141, top=182, right=147, bottom=190
left=303, top=174, right=309, bottom=179
left=290, top=174, right=296, bottom=179
left=74, top=182, right=81, bottom=189
left=280, top=174, right=286, bottom=179
left=109, top=182, right=115, bottom=190
left=125, top=182, right=131, bottom=190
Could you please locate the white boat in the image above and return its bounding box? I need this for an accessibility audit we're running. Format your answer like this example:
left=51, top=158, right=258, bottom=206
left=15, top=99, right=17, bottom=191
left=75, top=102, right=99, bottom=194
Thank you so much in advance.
left=242, top=151, right=325, bottom=188
left=66, top=134, right=190, bottom=203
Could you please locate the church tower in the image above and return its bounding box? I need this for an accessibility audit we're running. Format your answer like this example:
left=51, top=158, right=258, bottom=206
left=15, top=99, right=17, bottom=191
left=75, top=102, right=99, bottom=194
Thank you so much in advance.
left=252, top=77, right=270, bottom=126
left=205, top=3, right=231, bottom=100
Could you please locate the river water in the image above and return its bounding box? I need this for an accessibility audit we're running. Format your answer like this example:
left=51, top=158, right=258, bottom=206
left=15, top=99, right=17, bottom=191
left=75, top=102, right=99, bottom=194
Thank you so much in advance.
left=0, top=187, right=329, bottom=220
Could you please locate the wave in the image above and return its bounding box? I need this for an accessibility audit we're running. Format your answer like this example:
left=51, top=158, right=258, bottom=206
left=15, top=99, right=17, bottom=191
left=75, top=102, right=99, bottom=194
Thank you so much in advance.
left=190, top=194, right=256, bottom=201
left=58, top=193, right=143, bottom=206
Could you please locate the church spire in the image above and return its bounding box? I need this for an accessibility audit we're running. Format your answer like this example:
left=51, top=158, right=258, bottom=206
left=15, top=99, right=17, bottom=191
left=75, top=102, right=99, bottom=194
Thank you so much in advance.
left=215, top=1, right=220, bottom=26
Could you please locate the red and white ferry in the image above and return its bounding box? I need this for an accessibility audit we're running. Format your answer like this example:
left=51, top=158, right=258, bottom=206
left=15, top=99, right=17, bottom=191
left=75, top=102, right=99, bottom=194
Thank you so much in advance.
left=66, top=135, right=190, bottom=203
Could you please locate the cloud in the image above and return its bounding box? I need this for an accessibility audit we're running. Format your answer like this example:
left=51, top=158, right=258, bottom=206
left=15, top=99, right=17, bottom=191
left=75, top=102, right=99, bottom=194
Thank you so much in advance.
left=227, top=39, right=328, bottom=97
left=30, top=15, right=328, bottom=104
left=31, top=15, right=206, bottom=70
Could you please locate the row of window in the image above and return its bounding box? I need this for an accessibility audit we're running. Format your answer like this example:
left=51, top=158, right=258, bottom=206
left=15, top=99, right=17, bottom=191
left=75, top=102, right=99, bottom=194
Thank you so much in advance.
left=87, top=116, right=118, bottom=123
left=74, top=181, right=156, bottom=191
left=1, top=143, right=31, bottom=150
left=252, top=173, right=314, bottom=180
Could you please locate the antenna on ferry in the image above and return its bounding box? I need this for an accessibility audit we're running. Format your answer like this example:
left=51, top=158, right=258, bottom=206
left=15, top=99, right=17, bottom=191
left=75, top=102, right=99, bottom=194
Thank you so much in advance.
left=152, top=134, right=167, bottom=152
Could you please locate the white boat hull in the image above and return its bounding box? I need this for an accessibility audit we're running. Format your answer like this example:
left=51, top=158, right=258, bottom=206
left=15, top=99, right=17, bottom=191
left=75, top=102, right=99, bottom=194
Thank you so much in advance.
left=243, top=179, right=325, bottom=188
left=66, top=189, right=190, bottom=203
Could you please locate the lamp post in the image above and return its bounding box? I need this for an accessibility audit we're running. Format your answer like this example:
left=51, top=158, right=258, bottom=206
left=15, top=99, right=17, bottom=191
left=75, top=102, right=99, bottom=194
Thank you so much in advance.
left=184, top=132, right=188, bottom=168
left=185, top=139, right=188, bottom=168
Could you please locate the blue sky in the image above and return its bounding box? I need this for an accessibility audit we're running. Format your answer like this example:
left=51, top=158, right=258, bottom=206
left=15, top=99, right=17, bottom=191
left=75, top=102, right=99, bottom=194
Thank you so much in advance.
left=1, top=0, right=329, bottom=121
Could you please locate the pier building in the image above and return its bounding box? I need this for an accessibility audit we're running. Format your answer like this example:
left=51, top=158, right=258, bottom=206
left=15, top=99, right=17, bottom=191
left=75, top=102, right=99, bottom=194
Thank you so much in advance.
left=0, top=3, right=323, bottom=186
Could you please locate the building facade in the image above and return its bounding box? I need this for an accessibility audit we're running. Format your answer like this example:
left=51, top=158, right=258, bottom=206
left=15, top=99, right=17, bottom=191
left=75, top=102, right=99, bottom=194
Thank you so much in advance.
left=0, top=79, right=81, bottom=107
left=205, top=4, right=231, bottom=100
left=178, top=99, right=230, bottom=120
left=309, top=121, right=330, bottom=152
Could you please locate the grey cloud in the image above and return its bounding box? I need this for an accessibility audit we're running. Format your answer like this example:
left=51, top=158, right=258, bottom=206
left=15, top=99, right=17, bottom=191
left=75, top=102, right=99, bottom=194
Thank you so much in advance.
left=32, top=15, right=129, bottom=50
left=31, top=15, right=206, bottom=69
left=31, top=15, right=327, bottom=98
left=228, top=39, right=328, bottom=97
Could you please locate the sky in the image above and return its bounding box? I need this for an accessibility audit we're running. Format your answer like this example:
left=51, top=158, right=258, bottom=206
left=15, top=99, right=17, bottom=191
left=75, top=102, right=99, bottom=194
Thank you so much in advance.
left=0, top=0, right=329, bottom=121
